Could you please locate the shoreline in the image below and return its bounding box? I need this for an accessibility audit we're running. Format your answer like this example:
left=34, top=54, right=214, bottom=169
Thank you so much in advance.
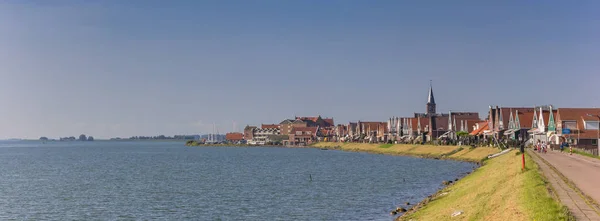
left=186, top=141, right=499, bottom=163
left=184, top=141, right=567, bottom=220
left=186, top=141, right=496, bottom=219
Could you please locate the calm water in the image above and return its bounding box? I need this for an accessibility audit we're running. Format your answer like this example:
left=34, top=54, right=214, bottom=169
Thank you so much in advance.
left=0, top=141, right=475, bottom=220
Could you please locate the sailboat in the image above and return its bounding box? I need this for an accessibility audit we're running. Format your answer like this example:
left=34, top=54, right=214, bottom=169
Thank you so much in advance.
left=205, top=123, right=218, bottom=144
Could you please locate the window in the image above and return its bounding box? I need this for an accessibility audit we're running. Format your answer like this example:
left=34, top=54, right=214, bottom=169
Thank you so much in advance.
left=584, top=121, right=599, bottom=130
left=593, top=139, right=598, bottom=145
left=563, top=121, right=577, bottom=130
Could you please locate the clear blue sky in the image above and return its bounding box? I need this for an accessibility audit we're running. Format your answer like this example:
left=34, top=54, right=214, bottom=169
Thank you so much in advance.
left=1, top=1, right=599, bottom=139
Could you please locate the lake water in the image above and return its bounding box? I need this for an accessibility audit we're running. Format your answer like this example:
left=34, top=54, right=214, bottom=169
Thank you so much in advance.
left=0, top=141, right=475, bottom=220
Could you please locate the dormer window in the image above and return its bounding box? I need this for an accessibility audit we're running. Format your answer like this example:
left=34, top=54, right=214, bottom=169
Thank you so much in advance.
left=563, top=121, right=577, bottom=130
left=584, top=121, right=599, bottom=130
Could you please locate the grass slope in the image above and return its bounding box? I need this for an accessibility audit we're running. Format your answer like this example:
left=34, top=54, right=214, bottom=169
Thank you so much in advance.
left=401, top=151, right=572, bottom=221
left=313, top=142, right=498, bottom=162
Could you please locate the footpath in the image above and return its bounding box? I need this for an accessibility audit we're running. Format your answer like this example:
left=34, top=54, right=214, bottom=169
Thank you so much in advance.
left=529, top=149, right=600, bottom=220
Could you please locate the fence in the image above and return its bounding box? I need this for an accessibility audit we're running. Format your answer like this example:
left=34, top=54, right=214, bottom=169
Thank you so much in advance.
left=549, top=145, right=599, bottom=156
left=573, top=146, right=599, bottom=156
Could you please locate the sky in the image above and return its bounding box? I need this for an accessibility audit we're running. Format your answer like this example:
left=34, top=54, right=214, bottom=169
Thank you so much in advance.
left=1, top=1, right=599, bottom=139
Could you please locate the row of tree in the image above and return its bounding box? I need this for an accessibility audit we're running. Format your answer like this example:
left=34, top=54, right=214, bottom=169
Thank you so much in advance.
left=40, top=134, right=94, bottom=141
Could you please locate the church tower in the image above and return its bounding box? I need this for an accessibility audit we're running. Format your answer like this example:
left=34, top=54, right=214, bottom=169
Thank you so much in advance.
left=426, top=80, right=437, bottom=140
left=426, top=80, right=436, bottom=116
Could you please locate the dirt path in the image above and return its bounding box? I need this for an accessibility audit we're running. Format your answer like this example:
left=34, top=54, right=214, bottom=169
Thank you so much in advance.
left=529, top=149, right=600, bottom=220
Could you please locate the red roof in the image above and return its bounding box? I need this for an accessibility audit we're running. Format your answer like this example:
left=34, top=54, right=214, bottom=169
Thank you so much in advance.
left=225, top=132, right=244, bottom=141
left=470, top=123, right=489, bottom=135
left=323, top=118, right=334, bottom=126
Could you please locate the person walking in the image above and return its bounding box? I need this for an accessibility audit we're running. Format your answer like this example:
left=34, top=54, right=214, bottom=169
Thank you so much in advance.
left=542, top=141, right=547, bottom=154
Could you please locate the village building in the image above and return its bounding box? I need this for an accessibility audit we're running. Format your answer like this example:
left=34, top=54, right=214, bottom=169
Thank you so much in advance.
left=244, top=126, right=281, bottom=145
left=488, top=106, right=558, bottom=145
left=333, top=124, right=348, bottom=142
left=555, top=108, right=600, bottom=150
left=394, top=83, right=480, bottom=143
left=351, top=121, right=388, bottom=143
left=279, top=119, right=308, bottom=135
left=470, top=121, right=490, bottom=137
left=295, top=116, right=334, bottom=128
left=243, top=125, right=256, bottom=141
left=488, top=106, right=535, bottom=141
left=225, top=132, right=244, bottom=144
left=287, top=126, right=319, bottom=146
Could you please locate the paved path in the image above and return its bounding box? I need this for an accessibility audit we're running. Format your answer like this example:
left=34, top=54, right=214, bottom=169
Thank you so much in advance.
left=529, top=149, right=600, bottom=220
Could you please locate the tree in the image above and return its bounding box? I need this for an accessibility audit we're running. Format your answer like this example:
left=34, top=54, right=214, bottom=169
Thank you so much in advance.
left=79, top=134, right=87, bottom=141
left=39, top=137, right=49, bottom=141
left=87, top=136, right=94, bottom=141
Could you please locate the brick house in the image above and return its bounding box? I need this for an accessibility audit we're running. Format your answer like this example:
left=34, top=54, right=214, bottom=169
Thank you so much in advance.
left=555, top=108, right=600, bottom=149
left=279, top=119, right=308, bottom=135
left=288, top=126, right=319, bottom=146
left=243, top=125, right=256, bottom=141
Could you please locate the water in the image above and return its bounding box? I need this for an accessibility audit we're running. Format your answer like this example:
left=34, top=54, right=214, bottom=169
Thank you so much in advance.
left=0, top=141, right=475, bottom=220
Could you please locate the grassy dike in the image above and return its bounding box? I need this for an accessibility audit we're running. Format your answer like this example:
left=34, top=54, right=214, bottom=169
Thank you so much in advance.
left=400, top=152, right=571, bottom=221
left=312, top=142, right=499, bottom=162
left=312, top=142, right=571, bottom=221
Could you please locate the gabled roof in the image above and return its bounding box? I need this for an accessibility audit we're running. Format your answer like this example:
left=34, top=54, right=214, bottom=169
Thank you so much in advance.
left=279, top=119, right=294, bottom=124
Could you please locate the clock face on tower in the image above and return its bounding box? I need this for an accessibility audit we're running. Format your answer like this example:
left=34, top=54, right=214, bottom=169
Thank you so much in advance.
left=427, top=104, right=436, bottom=114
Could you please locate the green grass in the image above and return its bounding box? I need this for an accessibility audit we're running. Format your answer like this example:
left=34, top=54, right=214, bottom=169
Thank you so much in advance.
left=521, top=153, right=574, bottom=221
left=313, top=142, right=499, bottom=162
left=378, top=143, right=393, bottom=148
left=400, top=151, right=571, bottom=221
left=573, top=150, right=600, bottom=160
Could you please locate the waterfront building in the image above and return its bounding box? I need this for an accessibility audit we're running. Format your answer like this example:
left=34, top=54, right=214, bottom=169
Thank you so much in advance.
left=280, top=119, right=308, bottom=135
left=287, top=126, right=319, bottom=146
left=355, top=121, right=388, bottom=143
left=247, top=127, right=281, bottom=145
left=225, top=132, right=244, bottom=144
left=243, top=125, right=257, bottom=141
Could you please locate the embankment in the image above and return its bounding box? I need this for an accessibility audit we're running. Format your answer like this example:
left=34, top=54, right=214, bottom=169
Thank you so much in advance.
left=399, top=151, right=572, bottom=220
left=312, top=142, right=570, bottom=220
left=312, top=142, right=499, bottom=162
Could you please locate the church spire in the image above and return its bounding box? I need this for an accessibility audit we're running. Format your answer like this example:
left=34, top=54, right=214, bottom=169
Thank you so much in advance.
left=428, top=80, right=435, bottom=104
left=426, top=80, right=436, bottom=115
